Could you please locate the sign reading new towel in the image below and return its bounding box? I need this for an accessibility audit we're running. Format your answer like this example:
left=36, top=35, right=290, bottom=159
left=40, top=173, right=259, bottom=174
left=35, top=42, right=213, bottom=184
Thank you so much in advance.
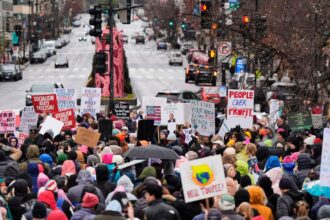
left=191, top=100, right=215, bottom=136
left=80, top=88, right=101, bottom=117
left=227, top=89, right=254, bottom=129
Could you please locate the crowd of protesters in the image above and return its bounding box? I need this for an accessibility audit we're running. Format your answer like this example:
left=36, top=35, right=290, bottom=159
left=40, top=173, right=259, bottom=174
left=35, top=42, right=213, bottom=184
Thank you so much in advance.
left=0, top=109, right=328, bottom=220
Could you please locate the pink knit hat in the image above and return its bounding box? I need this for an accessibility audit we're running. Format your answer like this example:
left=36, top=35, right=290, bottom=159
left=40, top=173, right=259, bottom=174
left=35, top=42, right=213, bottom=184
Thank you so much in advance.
left=102, top=153, right=113, bottom=164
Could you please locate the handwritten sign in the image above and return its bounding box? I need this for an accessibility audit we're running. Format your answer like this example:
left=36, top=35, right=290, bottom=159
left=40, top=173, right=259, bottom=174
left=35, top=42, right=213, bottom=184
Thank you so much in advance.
left=191, top=100, right=215, bottom=136
left=320, top=128, right=330, bottom=187
left=32, top=94, right=59, bottom=113
left=54, top=88, right=77, bottom=111
left=39, top=116, right=64, bottom=137
left=80, top=88, right=101, bottom=117
left=227, top=89, right=254, bottom=129
left=19, top=106, right=39, bottom=133
left=288, top=112, right=312, bottom=131
left=312, top=114, right=323, bottom=129
left=114, top=102, right=129, bottom=119
left=179, top=155, right=227, bottom=203
left=269, top=99, right=281, bottom=124
left=14, top=131, right=29, bottom=147
left=0, top=110, right=16, bottom=134
left=54, top=109, right=76, bottom=130
left=75, top=127, right=101, bottom=147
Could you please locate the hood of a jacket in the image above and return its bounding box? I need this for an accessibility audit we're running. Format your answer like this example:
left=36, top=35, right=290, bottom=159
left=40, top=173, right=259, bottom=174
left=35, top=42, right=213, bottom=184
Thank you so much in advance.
left=27, top=145, right=40, bottom=159
left=264, top=156, right=281, bottom=172
left=247, top=186, right=266, bottom=205
left=297, top=153, right=311, bottom=170
left=286, top=189, right=304, bottom=201
left=236, top=160, right=249, bottom=176
left=256, top=147, right=270, bottom=162
left=77, top=170, right=94, bottom=185
left=117, top=175, right=134, bottom=193
left=282, top=162, right=296, bottom=173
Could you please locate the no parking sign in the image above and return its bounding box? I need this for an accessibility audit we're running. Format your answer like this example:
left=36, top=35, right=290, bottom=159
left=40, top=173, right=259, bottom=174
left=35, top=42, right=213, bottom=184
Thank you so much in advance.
left=218, top=41, right=232, bottom=59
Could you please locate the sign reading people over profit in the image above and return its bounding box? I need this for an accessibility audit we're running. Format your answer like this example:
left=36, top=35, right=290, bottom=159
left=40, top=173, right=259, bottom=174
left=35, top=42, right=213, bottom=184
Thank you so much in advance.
left=114, top=102, right=130, bottom=119
left=191, top=100, right=215, bottom=136
left=0, top=110, right=16, bottom=134
left=288, top=112, right=312, bottom=131
left=227, top=89, right=254, bottom=129
left=54, top=88, right=77, bottom=111
left=19, top=106, right=38, bottom=133
left=80, top=88, right=101, bottom=117
left=320, top=128, right=330, bottom=187
left=54, top=109, right=76, bottom=130
left=179, top=155, right=227, bottom=203
left=32, top=94, right=59, bottom=113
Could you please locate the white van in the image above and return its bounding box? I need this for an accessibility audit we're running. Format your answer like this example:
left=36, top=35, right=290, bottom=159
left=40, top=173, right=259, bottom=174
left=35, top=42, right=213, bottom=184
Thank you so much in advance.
left=43, top=40, right=56, bottom=55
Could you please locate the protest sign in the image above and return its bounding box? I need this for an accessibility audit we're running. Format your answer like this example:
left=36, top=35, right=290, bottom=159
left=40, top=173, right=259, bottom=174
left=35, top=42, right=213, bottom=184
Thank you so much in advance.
left=320, top=128, right=330, bottom=187
left=137, top=119, right=155, bottom=141
left=142, top=96, right=166, bottom=126
left=32, top=94, right=59, bottom=113
left=161, top=103, right=186, bottom=125
left=183, top=129, right=192, bottom=144
left=146, top=106, right=162, bottom=126
left=0, top=110, right=16, bottom=134
left=312, top=114, right=323, bottom=129
left=14, top=131, right=29, bottom=147
left=75, top=127, right=101, bottom=147
left=269, top=99, right=281, bottom=124
left=218, top=119, right=230, bottom=139
left=288, top=112, right=312, bottom=131
left=54, top=88, right=77, bottom=111
left=39, top=116, right=64, bottom=137
left=179, top=155, right=227, bottom=203
left=80, top=88, right=101, bottom=117
left=191, top=100, right=215, bottom=136
left=167, top=122, right=176, bottom=133
left=114, top=102, right=129, bottom=119
left=142, top=96, right=167, bottom=112
left=219, top=86, right=227, bottom=97
left=53, top=109, right=76, bottom=130
left=227, top=89, right=254, bottom=129
left=19, top=106, right=39, bottom=133
left=99, top=119, right=113, bottom=141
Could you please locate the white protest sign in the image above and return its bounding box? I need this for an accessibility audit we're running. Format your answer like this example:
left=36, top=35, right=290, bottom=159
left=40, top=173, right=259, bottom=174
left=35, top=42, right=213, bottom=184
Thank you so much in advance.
left=54, top=88, right=77, bottom=111
left=312, top=114, right=323, bottom=129
left=167, top=122, right=176, bottom=133
left=219, top=86, right=227, bottom=97
left=183, top=128, right=193, bottom=144
left=142, top=96, right=167, bottom=113
left=191, top=100, right=215, bottom=136
left=179, top=155, right=227, bottom=203
left=39, top=116, right=64, bottom=137
left=227, top=89, right=254, bottom=129
left=142, top=96, right=167, bottom=126
left=80, top=88, right=101, bottom=117
left=320, top=128, right=330, bottom=187
left=19, top=106, right=39, bottom=133
left=218, top=119, right=230, bottom=138
left=269, top=99, right=280, bottom=124
left=161, top=103, right=185, bottom=125
left=0, top=110, right=16, bottom=134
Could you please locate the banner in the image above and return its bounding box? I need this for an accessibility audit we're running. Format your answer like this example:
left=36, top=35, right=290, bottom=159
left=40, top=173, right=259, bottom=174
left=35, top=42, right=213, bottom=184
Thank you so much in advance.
left=75, top=127, right=101, bottom=147
left=114, top=102, right=130, bottom=119
left=227, top=89, right=254, bottom=129
left=320, top=128, right=330, bottom=187
left=311, top=114, right=323, bottom=129
left=19, top=106, right=39, bottom=133
left=39, top=116, right=64, bottom=137
left=32, top=94, right=59, bottom=113
left=80, top=88, right=101, bottom=117
left=54, top=88, right=77, bottom=111
left=179, top=155, right=227, bottom=203
left=191, top=100, right=215, bottom=136
left=0, top=110, right=16, bottom=134
left=161, top=103, right=187, bottom=125
left=53, top=109, right=76, bottom=130
left=288, top=112, right=312, bottom=131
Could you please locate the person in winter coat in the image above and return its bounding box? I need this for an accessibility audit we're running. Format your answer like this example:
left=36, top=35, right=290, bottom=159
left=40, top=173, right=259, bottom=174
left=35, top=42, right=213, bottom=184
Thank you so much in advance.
left=7, top=179, right=31, bottom=220
left=95, top=164, right=116, bottom=198
left=94, top=200, right=126, bottom=220
left=158, top=130, right=169, bottom=147
left=247, top=185, right=274, bottom=220
left=71, top=192, right=99, bottom=220
left=276, top=176, right=304, bottom=219
left=0, top=142, right=22, bottom=161
left=0, top=150, right=19, bottom=179
left=256, top=146, right=270, bottom=171
left=293, top=153, right=312, bottom=189
left=47, top=209, right=68, bottom=220
left=218, top=194, right=244, bottom=220
left=19, top=145, right=49, bottom=173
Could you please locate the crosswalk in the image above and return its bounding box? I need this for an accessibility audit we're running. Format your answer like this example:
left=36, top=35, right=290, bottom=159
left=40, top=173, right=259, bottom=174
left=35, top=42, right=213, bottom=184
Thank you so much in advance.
left=25, top=67, right=89, bottom=73
left=24, top=73, right=88, bottom=80
left=129, top=75, right=185, bottom=80
left=129, top=67, right=181, bottom=73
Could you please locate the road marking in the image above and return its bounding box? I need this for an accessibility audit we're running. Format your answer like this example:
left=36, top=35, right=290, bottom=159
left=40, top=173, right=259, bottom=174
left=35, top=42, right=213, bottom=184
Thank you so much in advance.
left=73, top=68, right=79, bottom=72
left=168, top=76, right=174, bottom=80
left=157, top=76, right=164, bottom=80
left=157, top=68, right=165, bottom=72
left=58, top=75, right=65, bottom=78
left=146, top=75, right=154, bottom=79
left=148, top=68, right=155, bottom=72
left=68, top=75, right=75, bottom=79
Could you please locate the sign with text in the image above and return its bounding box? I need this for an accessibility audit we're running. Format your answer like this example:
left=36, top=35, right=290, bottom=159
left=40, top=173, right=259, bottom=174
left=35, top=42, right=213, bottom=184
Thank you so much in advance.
left=80, top=88, right=101, bottom=117
left=312, top=114, right=323, bottom=129
left=114, top=102, right=130, bottom=119
left=19, top=106, right=38, bottom=133
left=218, top=119, right=230, bottom=138
left=180, top=155, right=227, bottom=203
left=14, top=131, right=29, bottom=147
left=54, top=88, right=77, bottom=111
left=75, top=127, right=101, bottom=147
left=161, top=103, right=188, bottom=125
left=269, top=99, right=281, bottom=124
left=54, top=109, right=76, bottom=130
left=191, top=100, right=215, bottom=136
left=288, top=112, right=312, bottom=131
left=320, top=128, right=330, bottom=187
left=32, top=94, right=59, bottom=113
left=39, top=116, right=63, bottom=137
left=0, top=110, right=16, bottom=134
left=227, top=89, right=254, bottom=129
left=146, top=106, right=162, bottom=126
left=142, top=96, right=167, bottom=113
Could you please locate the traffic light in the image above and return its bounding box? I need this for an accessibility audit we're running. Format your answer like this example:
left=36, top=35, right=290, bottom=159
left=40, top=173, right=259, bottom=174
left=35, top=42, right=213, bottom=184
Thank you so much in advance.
left=208, top=49, right=217, bottom=65
left=255, top=14, right=267, bottom=38
left=95, top=52, right=107, bottom=74
left=89, top=5, right=103, bottom=37
left=181, top=22, right=187, bottom=31
left=126, top=0, right=132, bottom=24
left=169, top=20, right=174, bottom=28
left=242, top=15, right=250, bottom=26
left=200, top=1, right=211, bottom=29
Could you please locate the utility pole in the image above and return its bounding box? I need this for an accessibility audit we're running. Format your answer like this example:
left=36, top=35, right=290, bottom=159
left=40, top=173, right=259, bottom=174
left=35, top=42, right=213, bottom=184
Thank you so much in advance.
left=254, top=0, right=259, bottom=87
left=28, top=0, right=32, bottom=59
left=108, top=2, right=114, bottom=113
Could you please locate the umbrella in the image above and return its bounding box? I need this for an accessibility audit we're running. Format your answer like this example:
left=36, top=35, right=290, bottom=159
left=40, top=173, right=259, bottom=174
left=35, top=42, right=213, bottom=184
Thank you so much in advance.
left=304, top=180, right=330, bottom=199
left=123, top=145, right=180, bottom=160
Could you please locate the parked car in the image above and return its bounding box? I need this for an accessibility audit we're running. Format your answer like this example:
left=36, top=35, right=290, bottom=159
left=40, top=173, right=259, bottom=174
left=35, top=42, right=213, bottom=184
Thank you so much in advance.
left=39, top=48, right=52, bottom=58
left=55, top=57, right=69, bottom=68
left=157, top=41, right=167, bottom=50
left=181, top=43, right=194, bottom=55
left=267, top=82, right=298, bottom=102
left=55, top=40, right=63, bottom=49
left=43, top=40, right=57, bottom=55
left=135, top=35, right=145, bottom=44
left=156, top=89, right=200, bottom=103
left=185, top=63, right=199, bottom=83
left=0, top=64, right=22, bottom=81
left=195, top=65, right=218, bottom=86
left=30, top=52, right=46, bottom=64
left=26, top=83, right=64, bottom=106
left=169, top=52, right=183, bottom=66
left=72, top=21, right=81, bottom=27
left=78, top=36, right=87, bottom=41
left=122, top=35, right=128, bottom=43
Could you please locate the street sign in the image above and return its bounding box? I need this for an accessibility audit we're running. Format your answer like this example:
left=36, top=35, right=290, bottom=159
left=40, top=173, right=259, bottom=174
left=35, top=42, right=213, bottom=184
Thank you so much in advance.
left=218, top=41, right=232, bottom=58
left=235, top=57, right=247, bottom=73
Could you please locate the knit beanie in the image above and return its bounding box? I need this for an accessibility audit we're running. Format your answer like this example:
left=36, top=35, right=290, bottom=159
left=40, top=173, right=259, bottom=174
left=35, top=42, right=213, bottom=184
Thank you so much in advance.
left=87, top=155, right=99, bottom=167
left=45, top=180, right=58, bottom=192
left=40, top=154, right=53, bottom=165
left=82, top=192, right=99, bottom=208
left=106, top=200, right=122, bottom=212
left=138, top=167, right=157, bottom=180
left=317, top=204, right=330, bottom=219
left=279, top=177, right=298, bottom=190
left=219, top=194, right=235, bottom=211
left=32, top=201, right=47, bottom=219
left=56, top=153, right=67, bottom=164
left=234, top=189, right=250, bottom=207
left=102, top=153, right=113, bottom=164
left=47, top=210, right=68, bottom=220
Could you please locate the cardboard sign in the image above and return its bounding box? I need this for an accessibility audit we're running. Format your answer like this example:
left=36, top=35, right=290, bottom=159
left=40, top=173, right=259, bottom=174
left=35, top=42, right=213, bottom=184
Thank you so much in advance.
left=19, top=106, right=39, bottom=133
left=227, top=89, right=254, bottom=129
left=288, top=112, right=312, bottom=131
left=312, top=114, right=323, bottom=129
left=179, top=155, right=227, bottom=203
left=98, top=119, right=113, bottom=141
left=269, top=99, right=281, bottom=124
left=54, top=109, right=76, bottom=130
left=0, top=110, right=16, bottom=134
left=137, top=119, right=155, bottom=141
left=54, top=88, right=77, bottom=111
left=80, top=88, right=101, bottom=117
left=161, top=103, right=188, bottom=125
left=32, top=94, right=59, bottom=113
left=320, top=128, right=330, bottom=187
left=75, top=127, right=101, bottom=147
left=218, top=119, right=230, bottom=139
left=39, top=116, right=64, bottom=137
left=14, top=131, right=29, bottom=147
left=191, top=100, right=215, bottom=136
left=114, top=102, right=129, bottom=119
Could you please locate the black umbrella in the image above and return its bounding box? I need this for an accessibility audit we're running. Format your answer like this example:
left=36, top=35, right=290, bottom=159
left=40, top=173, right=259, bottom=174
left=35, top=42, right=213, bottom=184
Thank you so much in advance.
left=123, top=144, right=180, bottom=160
